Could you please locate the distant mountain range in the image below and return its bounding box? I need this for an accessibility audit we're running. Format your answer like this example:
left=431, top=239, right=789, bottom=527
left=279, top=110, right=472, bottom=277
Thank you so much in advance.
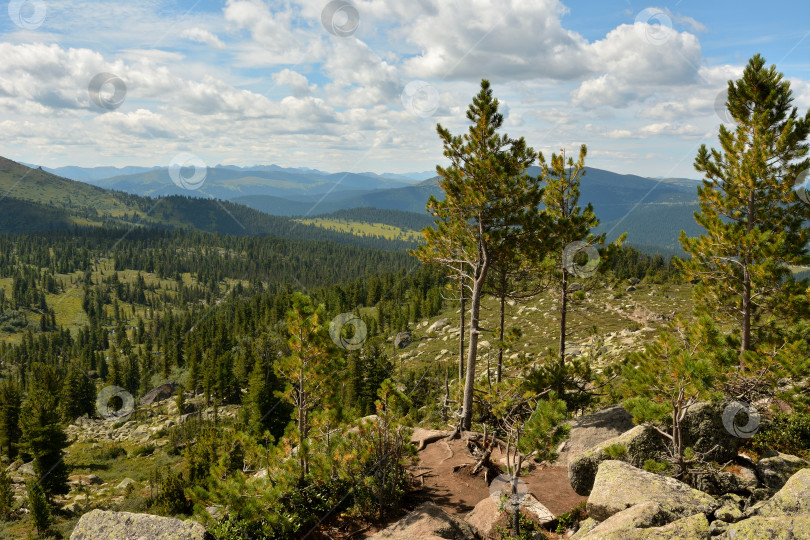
left=4, top=155, right=704, bottom=251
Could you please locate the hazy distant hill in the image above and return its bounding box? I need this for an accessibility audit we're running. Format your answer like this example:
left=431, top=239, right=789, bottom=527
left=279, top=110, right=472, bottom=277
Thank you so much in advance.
left=0, top=156, right=414, bottom=250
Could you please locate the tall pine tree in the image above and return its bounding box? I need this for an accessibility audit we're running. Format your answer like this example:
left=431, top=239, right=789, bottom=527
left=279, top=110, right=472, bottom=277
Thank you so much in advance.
left=414, top=79, right=542, bottom=431
left=678, top=54, right=810, bottom=361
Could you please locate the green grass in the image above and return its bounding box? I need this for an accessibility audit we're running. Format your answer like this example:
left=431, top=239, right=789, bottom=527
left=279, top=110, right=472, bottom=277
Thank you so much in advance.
left=296, top=218, right=421, bottom=241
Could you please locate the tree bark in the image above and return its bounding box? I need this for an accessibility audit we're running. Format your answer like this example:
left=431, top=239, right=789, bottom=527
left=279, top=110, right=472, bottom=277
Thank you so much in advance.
left=461, top=260, right=488, bottom=431
left=497, top=294, right=505, bottom=383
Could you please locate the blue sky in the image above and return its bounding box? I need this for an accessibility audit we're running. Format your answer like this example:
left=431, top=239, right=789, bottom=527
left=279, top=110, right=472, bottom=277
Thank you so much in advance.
left=0, top=0, right=808, bottom=178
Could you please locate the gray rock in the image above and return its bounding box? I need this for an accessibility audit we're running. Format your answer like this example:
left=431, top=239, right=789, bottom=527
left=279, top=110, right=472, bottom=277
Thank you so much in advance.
left=754, top=467, right=810, bottom=517
left=721, top=515, right=810, bottom=539
left=575, top=504, right=710, bottom=540
left=427, top=318, right=450, bottom=333
left=755, top=451, right=809, bottom=491
left=140, top=382, right=179, bottom=406
left=394, top=332, right=412, bottom=349
left=568, top=424, right=666, bottom=495
left=587, top=460, right=719, bottom=522
left=70, top=509, right=209, bottom=540
left=558, top=404, right=636, bottom=467
left=372, top=502, right=478, bottom=539
left=680, top=401, right=743, bottom=463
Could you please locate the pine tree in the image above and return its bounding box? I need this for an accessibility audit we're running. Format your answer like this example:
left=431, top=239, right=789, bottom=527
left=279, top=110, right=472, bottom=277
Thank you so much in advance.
left=539, top=145, right=607, bottom=360
left=621, top=317, right=727, bottom=483
left=19, top=388, right=70, bottom=499
left=60, top=363, right=96, bottom=422
left=414, top=79, right=542, bottom=431
left=679, top=54, right=810, bottom=360
left=0, top=380, right=22, bottom=460
left=275, top=293, right=340, bottom=481
left=26, top=480, right=50, bottom=535
left=0, top=466, right=13, bottom=521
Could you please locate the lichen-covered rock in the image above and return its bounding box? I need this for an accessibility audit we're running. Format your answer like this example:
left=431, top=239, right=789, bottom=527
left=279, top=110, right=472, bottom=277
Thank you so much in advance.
left=680, top=401, right=743, bottom=463
left=575, top=506, right=710, bottom=540
left=696, top=460, right=759, bottom=495
left=755, top=451, right=809, bottom=491
left=754, top=467, right=810, bottom=517
left=70, top=510, right=209, bottom=540
left=568, top=425, right=666, bottom=495
left=713, top=496, right=744, bottom=523
left=587, top=460, right=718, bottom=522
left=372, top=502, right=479, bottom=539
left=720, top=515, right=810, bottom=539
left=557, top=405, right=635, bottom=467
left=569, top=517, right=599, bottom=539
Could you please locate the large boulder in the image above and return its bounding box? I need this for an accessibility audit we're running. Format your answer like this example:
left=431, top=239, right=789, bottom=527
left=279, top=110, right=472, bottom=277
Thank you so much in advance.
left=465, top=497, right=500, bottom=538
left=70, top=510, right=209, bottom=540
left=427, top=318, right=450, bottom=333
left=754, top=467, right=810, bottom=517
left=680, top=401, right=743, bottom=463
left=720, top=515, right=810, bottom=539
left=574, top=503, right=710, bottom=540
left=557, top=405, right=636, bottom=466
left=755, top=451, right=810, bottom=491
left=140, top=381, right=179, bottom=406
left=568, top=424, right=666, bottom=495
left=587, top=460, right=718, bottom=522
left=372, top=502, right=479, bottom=539
left=394, top=332, right=412, bottom=349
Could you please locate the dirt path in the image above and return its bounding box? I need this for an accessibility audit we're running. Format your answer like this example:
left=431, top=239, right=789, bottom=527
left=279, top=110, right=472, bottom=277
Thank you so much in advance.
left=408, top=436, right=586, bottom=519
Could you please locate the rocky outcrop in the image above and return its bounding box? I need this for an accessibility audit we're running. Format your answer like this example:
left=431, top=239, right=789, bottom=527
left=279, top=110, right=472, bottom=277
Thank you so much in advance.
left=680, top=401, right=743, bottom=463
left=573, top=503, right=710, bottom=540
left=394, top=332, right=412, bottom=349
left=427, top=318, right=450, bottom=333
left=557, top=404, right=635, bottom=466
left=70, top=510, right=209, bottom=540
left=568, top=424, right=665, bottom=495
left=753, top=467, right=810, bottom=517
left=586, top=460, right=718, bottom=522
left=755, top=450, right=809, bottom=491
left=139, top=381, right=179, bottom=406
left=372, top=502, right=479, bottom=539
left=719, top=515, right=810, bottom=539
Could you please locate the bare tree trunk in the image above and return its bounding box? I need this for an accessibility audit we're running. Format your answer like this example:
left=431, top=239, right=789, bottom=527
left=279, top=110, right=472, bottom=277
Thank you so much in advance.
left=461, top=262, right=488, bottom=431
left=497, top=270, right=506, bottom=383
left=459, top=294, right=466, bottom=382
left=741, top=266, right=751, bottom=359
left=559, top=268, right=568, bottom=359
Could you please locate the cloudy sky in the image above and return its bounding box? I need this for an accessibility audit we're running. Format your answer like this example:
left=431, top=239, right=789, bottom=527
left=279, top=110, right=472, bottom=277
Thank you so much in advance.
left=0, top=0, right=808, bottom=178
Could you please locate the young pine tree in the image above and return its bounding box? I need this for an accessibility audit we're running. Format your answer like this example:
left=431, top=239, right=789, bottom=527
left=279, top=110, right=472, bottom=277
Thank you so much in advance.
left=0, top=379, right=22, bottom=460
left=26, top=480, right=50, bottom=535
left=275, top=293, right=341, bottom=482
left=19, top=389, right=70, bottom=499
left=414, top=79, right=543, bottom=431
left=679, top=54, right=810, bottom=361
